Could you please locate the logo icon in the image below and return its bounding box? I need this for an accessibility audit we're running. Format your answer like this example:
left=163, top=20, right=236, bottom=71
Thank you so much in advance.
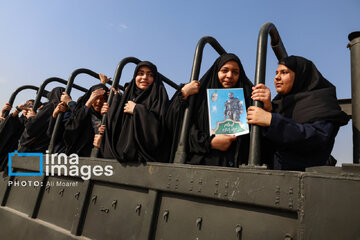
left=8, top=151, right=43, bottom=176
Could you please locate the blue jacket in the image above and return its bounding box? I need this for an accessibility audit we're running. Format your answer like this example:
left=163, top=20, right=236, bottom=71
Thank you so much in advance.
left=263, top=113, right=339, bottom=171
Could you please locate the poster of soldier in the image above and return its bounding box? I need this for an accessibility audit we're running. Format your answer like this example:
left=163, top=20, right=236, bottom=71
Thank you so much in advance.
left=207, top=88, right=249, bottom=136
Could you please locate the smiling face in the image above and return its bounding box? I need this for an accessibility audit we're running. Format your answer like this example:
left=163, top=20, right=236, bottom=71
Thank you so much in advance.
left=135, top=66, right=154, bottom=90
left=274, top=64, right=295, bottom=95
left=217, top=60, right=240, bottom=88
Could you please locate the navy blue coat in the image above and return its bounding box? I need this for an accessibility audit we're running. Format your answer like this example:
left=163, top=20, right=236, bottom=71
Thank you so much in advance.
left=263, top=113, right=339, bottom=171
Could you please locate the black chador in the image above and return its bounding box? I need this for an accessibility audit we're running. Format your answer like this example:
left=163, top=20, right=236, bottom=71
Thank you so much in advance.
left=101, top=61, right=169, bottom=163
left=18, top=87, right=64, bottom=153
left=166, top=53, right=253, bottom=166
left=64, top=84, right=108, bottom=157
left=0, top=113, right=27, bottom=171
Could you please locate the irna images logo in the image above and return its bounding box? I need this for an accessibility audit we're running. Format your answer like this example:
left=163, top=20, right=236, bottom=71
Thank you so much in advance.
left=8, top=151, right=43, bottom=176
left=8, top=150, right=114, bottom=180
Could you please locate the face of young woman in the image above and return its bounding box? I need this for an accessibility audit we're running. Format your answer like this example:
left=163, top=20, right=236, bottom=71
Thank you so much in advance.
left=217, top=60, right=240, bottom=88
left=135, top=66, right=154, bottom=90
left=274, top=64, right=295, bottom=95
left=92, top=95, right=105, bottom=112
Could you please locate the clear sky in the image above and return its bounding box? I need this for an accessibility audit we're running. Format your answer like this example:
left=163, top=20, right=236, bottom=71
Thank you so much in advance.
left=0, top=0, right=359, bottom=165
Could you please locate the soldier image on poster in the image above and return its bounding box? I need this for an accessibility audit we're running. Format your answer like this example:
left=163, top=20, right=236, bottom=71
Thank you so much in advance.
left=224, top=92, right=243, bottom=121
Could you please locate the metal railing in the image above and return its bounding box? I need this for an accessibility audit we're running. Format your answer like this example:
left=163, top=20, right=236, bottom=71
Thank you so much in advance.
left=3, top=85, right=42, bottom=118
left=173, top=36, right=226, bottom=164
left=248, top=22, right=288, bottom=166
left=33, top=77, right=88, bottom=111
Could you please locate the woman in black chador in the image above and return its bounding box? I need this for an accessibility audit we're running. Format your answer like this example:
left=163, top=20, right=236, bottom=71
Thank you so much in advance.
left=18, top=87, right=64, bottom=153
left=248, top=55, right=349, bottom=171
left=0, top=100, right=34, bottom=170
left=63, top=83, right=109, bottom=157
left=167, top=53, right=253, bottom=166
left=99, top=61, right=169, bottom=163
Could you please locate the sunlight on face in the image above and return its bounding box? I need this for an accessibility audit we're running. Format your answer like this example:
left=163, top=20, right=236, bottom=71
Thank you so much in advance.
left=274, top=64, right=295, bottom=95
left=135, top=66, right=154, bottom=90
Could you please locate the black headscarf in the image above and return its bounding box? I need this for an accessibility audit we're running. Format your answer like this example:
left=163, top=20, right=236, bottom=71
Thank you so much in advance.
left=101, top=61, right=169, bottom=162
left=187, top=53, right=253, bottom=166
left=272, top=55, right=349, bottom=125
left=18, top=87, right=65, bottom=152
left=64, top=84, right=109, bottom=156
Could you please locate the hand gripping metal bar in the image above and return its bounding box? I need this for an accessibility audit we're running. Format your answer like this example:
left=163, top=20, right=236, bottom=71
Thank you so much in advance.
left=248, top=22, right=288, bottom=166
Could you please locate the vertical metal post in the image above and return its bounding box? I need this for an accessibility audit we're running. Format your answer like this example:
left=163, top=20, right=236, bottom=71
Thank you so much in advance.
left=248, top=22, right=288, bottom=166
left=348, top=32, right=360, bottom=164
left=173, top=36, right=226, bottom=164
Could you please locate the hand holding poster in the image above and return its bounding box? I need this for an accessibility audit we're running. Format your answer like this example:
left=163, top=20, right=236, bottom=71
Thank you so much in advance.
left=207, top=88, right=249, bottom=136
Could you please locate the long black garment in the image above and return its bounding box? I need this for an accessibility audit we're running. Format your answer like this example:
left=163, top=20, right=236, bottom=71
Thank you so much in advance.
left=101, top=61, right=170, bottom=163
left=64, top=84, right=108, bottom=157
left=166, top=53, right=253, bottom=166
left=263, top=55, right=349, bottom=170
left=0, top=114, right=26, bottom=171
left=18, top=87, right=65, bottom=153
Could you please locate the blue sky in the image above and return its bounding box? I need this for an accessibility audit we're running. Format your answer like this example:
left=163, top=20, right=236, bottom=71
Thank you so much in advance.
left=0, top=0, right=359, bottom=165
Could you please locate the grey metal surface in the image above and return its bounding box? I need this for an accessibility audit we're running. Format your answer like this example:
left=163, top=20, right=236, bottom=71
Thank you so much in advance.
left=1, top=156, right=359, bottom=239
left=348, top=32, right=360, bottom=163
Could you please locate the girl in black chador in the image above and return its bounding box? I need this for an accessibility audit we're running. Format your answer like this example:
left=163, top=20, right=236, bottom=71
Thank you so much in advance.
left=18, top=88, right=64, bottom=153
left=0, top=100, right=34, bottom=171
left=63, top=82, right=109, bottom=157
left=166, top=53, right=253, bottom=167
left=97, top=61, right=169, bottom=163
left=247, top=55, right=349, bottom=171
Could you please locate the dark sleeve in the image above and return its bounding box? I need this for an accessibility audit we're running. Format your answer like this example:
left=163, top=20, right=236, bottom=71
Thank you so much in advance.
left=263, top=113, right=335, bottom=151
left=165, top=91, right=189, bottom=160
left=63, top=106, right=92, bottom=151
left=189, top=124, right=213, bottom=154
left=24, top=107, right=52, bottom=138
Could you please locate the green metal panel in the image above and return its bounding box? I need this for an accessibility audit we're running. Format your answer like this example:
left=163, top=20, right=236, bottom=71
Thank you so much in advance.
left=36, top=176, right=85, bottom=231
left=81, top=182, right=149, bottom=240
left=154, top=193, right=298, bottom=240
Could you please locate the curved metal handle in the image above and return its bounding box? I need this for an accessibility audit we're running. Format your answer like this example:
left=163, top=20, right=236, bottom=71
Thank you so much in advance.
left=248, top=22, right=288, bottom=166
left=173, top=36, right=227, bottom=164
left=3, top=85, right=40, bottom=118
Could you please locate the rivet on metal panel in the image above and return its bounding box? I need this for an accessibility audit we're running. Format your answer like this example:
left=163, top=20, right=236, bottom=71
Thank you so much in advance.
left=215, top=180, right=219, bottom=186
left=74, top=192, right=80, bottom=200
left=112, top=200, right=117, bottom=209
left=224, top=191, right=228, bottom=197
left=284, top=233, right=293, bottom=240
left=58, top=188, right=64, bottom=197
left=199, top=179, right=202, bottom=184
left=100, top=208, right=109, bottom=213
left=225, top=181, right=229, bottom=188
left=163, top=210, right=169, bottom=222
left=196, top=217, right=202, bottom=230
left=235, top=225, right=242, bottom=240
left=91, top=195, right=97, bottom=204
left=45, top=185, right=50, bottom=193
left=135, top=204, right=142, bottom=216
